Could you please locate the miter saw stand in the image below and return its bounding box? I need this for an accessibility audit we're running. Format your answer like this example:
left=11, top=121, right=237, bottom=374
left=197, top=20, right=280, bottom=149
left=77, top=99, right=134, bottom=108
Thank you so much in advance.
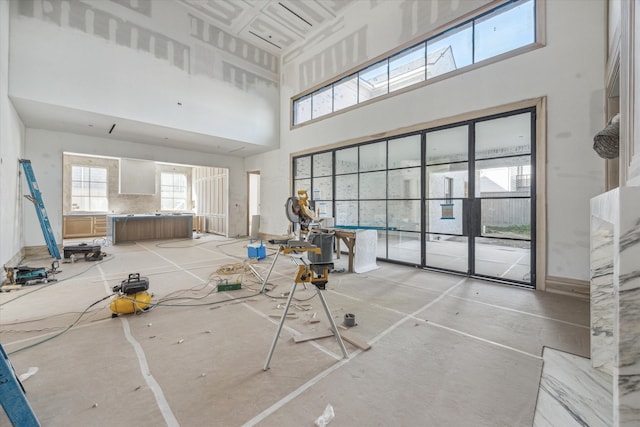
left=253, top=189, right=323, bottom=296
left=262, top=239, right=349, bottom=370
left=261, top=190, right=348, bottom=370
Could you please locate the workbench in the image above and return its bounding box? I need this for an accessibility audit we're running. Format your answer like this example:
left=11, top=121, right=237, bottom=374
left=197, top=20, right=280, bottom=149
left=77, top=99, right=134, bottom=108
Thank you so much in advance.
left=331, top=228, right=356, bottom=273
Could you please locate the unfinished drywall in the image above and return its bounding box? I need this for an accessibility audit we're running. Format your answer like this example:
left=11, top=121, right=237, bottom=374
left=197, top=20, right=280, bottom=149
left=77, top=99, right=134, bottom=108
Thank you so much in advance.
left=282, top=0, right=489, bottom=92
left=246, top=0, right=607, bottom=282
left=9, top=0, right=278, bottom=149
left=0, top=0, right=26, bottom=270
left=24, top=129, right=247, bottom=247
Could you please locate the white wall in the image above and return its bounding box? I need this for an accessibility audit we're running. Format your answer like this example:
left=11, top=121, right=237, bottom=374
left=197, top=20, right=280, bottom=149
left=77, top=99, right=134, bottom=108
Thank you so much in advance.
left=23, top=129, right=248, bottom=246
left=9, top=0, right=278, bottom=148
left=0, top=0, right=26, bottom=269
left=247, top=0, right=607, bottom=282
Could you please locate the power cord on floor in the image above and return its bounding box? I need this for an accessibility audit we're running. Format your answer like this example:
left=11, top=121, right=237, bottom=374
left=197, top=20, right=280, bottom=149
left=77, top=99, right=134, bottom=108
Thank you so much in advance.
left=0, top=254, right=116, bottom=307
left=154, top=235, right=242, bottom=249
left=2, top=243, right=325, bottom=351
left=92, top=237, right=112, bottom=247
left=147, top=291, right=262, bottom=308
left=0, top=307, right=107, bottom=332
left=7, top=293, right=114, bottom=355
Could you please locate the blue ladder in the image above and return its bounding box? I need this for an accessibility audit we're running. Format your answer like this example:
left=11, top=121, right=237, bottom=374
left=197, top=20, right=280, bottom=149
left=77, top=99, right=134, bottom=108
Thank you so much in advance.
left=20, top=159, right=61, bottom=259
left=0, top=344, right=41, bottom=426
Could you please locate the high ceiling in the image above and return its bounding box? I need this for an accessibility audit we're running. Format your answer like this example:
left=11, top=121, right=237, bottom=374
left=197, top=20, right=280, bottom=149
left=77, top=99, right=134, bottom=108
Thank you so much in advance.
left=13, top=0, right=357, bottom=158
left=179, top=0, right=354, bottom=54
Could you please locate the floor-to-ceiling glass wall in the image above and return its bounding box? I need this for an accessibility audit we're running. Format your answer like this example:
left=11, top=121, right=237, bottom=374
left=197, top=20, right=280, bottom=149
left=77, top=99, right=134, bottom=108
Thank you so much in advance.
left=292, top=108, right=536, bottom=287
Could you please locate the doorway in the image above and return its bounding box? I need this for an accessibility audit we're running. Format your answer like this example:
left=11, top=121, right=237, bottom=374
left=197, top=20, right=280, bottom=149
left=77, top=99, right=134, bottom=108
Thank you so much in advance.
left=193, top=166, right=229, bottom=236
left=248, top=171, right=260, bottom=238
left=424, top=109, right=535, bottom=286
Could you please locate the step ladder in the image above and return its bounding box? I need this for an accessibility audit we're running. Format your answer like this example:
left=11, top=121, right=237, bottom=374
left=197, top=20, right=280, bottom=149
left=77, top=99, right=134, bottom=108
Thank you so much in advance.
left=0, top=344, right=41, bottom=426
left=20, top=159, right=61, bottom=259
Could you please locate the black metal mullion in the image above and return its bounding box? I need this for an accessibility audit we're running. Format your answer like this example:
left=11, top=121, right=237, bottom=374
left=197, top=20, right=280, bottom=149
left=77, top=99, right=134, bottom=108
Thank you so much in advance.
left=292, top=157, right=297, bottom=197
left=468, top=123, right=476, bottom=277
left=387, top=59, right=390, bottom=95
left=357, top=148, right=361, bottom=227
left=310, top=155, right=314, bottom=205
left=424, top=41, right=428, bottom=81
left=332, top=151, right=336, bottom=221
left=385, top=140, right=389, bottom=259
left=471, top=19, right=476, bottom=64
left=421, top=131, right=427, bottom=267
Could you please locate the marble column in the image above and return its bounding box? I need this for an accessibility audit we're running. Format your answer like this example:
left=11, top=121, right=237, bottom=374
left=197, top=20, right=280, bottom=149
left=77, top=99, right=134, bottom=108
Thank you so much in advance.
left=591, top=186, right=640, bottom=426
left=590, top=216, right=615, bottom=374
left=615, top=187, right=640, bottom=425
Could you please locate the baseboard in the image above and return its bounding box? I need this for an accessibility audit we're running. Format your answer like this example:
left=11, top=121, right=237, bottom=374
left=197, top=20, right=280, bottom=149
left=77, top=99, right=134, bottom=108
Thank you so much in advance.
left=545, top=275, right=590, bottom=300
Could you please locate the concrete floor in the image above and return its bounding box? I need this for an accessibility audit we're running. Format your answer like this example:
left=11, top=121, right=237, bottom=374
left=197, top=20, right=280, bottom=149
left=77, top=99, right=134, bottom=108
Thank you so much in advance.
left=0, top=234, right=589, bottom=426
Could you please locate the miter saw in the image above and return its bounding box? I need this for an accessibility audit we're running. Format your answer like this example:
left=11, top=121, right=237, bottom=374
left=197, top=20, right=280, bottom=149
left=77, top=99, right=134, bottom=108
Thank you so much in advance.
left=269, top=190, right=334, bottom=280
left=285, top=190, right=318, bottom=235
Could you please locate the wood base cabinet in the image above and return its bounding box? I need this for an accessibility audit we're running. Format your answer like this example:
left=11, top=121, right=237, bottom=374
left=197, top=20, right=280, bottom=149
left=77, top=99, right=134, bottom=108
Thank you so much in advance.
left=63, top=215, right=107, bottom=238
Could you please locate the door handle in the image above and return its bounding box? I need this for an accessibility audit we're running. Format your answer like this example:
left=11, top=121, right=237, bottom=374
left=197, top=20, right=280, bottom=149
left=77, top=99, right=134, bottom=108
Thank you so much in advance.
left=464, top=199, right=482, bottom=237
left=473, top=199, right=482, bottom=237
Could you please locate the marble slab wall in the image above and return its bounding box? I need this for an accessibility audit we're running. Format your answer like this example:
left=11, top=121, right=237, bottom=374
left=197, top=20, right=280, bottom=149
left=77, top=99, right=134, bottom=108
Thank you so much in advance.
left=616, top=188, right=640, bottom=426
left=590, top=187, right=640, bottom=426
left=590, top=216, right=615, bottom=374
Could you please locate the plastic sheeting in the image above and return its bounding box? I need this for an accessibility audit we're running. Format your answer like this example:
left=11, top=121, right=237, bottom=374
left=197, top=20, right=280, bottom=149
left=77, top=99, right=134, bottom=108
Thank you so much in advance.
left=354, top=229, right=378, bottom=273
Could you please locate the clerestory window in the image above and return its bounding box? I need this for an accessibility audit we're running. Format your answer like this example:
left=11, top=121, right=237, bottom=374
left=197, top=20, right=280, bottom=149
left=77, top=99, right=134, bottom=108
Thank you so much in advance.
left=292, top=0, right=537, bottom=127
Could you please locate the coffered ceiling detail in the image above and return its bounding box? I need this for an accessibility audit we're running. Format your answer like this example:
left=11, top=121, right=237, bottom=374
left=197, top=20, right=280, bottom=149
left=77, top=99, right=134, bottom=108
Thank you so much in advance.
left=179, top=0, right=353, bottom=54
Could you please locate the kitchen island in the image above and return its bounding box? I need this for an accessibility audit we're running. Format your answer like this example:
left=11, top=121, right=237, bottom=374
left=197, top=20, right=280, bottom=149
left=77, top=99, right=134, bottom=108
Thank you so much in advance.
left=106, top=214, right=193, bottom=244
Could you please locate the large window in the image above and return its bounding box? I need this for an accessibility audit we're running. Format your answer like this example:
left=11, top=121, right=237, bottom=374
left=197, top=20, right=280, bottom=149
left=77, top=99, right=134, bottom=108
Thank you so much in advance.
left=161, top=172, right=187, bottom=211
left=389, top=44, right=426, bottom=92
left=474, top=0, right=535, bottom=62
left=292, top=107, right=537, bottom=287
left=295, top=135, right=422, bottom=263
left=292, top=0, right=537, bottom=126
left=71, top=166, right=108, bottom=212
